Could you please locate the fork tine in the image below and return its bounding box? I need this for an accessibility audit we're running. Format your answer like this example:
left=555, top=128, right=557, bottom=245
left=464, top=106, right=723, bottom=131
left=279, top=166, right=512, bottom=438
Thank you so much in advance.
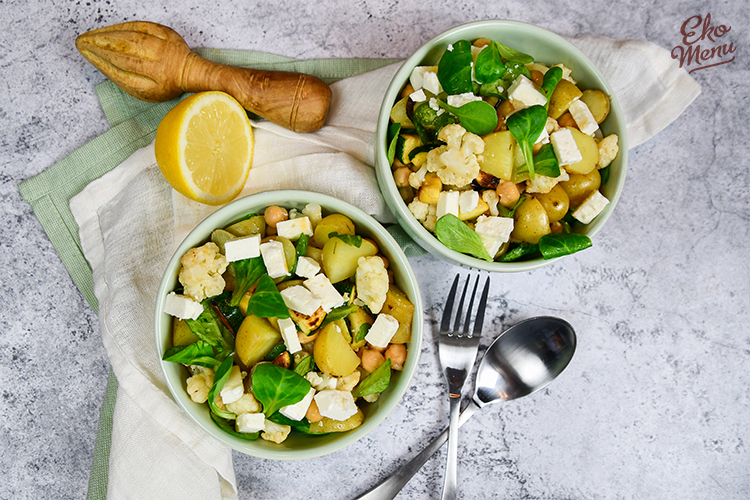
left=452, top=276, right=472, bottom=335
left=471, top=276, right=491, bottom=338
left=461, top=276, right=480, bottom=337
left=440, top=274, right=460, bottom=335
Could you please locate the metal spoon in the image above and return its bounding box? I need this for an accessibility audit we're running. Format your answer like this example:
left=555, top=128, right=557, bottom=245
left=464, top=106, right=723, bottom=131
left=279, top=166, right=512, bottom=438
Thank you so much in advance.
left=354, top=316, right=576, bottom=500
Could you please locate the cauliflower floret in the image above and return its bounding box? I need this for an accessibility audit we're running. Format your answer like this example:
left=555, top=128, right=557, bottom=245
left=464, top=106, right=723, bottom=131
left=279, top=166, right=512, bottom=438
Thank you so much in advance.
left=336, top=371, right=361, bottom=392
left=425, top=124, right=484, bottom=188
left=546, top=116, right=560, bottom=134
left=408, top=165, right=428, bottom=189
left=423, top=203, right=438, bottom=232
left=408, top=199, right=430, bottom=222
left=185, top=366, right=215, bottom=404
left=305, top=371, right=337, bottom=391
left=261, top=420, right=292, bottom=444
left=355, top=256, right=389, bottom=314
left=525, top=168, right=570, bottom=194
left=481, top=190, right=500, bottom=216
left=225, top=392, right=262, bottom=415
left=178, top=242, right=228, bottom=302
left=597, top=134, right=619, bottom=169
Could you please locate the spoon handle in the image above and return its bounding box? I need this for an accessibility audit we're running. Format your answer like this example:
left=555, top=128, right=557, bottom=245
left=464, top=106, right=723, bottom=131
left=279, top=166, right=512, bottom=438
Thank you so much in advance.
left=353, top=400, right=481, bottom=500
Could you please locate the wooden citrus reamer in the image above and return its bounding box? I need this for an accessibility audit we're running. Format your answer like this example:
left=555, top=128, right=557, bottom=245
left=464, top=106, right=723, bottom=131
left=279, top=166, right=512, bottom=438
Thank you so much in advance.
left=75, top=21, right=332, bottom=133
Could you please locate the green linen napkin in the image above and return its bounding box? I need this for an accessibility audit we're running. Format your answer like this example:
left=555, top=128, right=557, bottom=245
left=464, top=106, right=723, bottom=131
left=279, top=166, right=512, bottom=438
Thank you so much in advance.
left=19, top=50, right=402, bottom=500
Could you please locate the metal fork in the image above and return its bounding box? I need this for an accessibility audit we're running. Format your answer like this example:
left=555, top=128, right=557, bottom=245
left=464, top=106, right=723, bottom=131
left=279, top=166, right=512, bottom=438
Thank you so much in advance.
left=438, top=273, right=490, bottom=500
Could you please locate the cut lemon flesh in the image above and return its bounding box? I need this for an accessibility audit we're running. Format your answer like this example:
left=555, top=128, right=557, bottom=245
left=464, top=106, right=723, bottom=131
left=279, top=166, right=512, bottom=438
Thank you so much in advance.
left=155, top=91, right=254, bottom=205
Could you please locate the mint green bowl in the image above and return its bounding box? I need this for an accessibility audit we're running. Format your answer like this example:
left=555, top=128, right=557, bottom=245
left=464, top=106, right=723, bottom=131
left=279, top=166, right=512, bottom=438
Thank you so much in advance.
left=155, top=190, right=423, bottom=460
left=375, top=19, right=628, bottom=272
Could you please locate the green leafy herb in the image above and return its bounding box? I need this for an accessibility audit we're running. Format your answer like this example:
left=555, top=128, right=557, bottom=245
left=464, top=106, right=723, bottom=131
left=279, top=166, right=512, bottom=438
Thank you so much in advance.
left=494, top=41, right=534, bottom=64
left=540, top=66, right=563, bottom=110
left=289, top=233, right=310, bottom=276
left=264, top=343, right=288, bottom=362
left=437, top=39, right=474, bottom=94
left=211, top=291, right=244, bottom=333
left=210, top=412, right=260, bottom=441
left=229, top=256, right=266, bottom=306
left=354, top=323, right=370, bottom=344
left=352, top=359, right=392, bottom=398
left=245, top=274, right=290, bottom=319
left=207, top=357, right=237, bottom=420
left=436, top=99, right=498, bottom=136
left=328, top=232, right=363, bottom=248
left=184, top=301, right=234, bottom=354
left=162, top=340, right=222, bottom=368
left=252, top=363, right=312, bottom=417
left=434, top=214, right=493, bottom=262
left=506, top=105, right=547, bottom=179
left=387, top=122, right=402, bottom=165
left=498, top=242, right=540, bottom=262
left=499, top=60, right=532, bottom=90
left=528, top=143, right=561, bottom=178
left=538, top=233, right=592, bottom=259
left=319, top=303, right=359, bottom=329
left=474, top=41, right=506, bottom=84
left=293, top=354, right=315, bottom=376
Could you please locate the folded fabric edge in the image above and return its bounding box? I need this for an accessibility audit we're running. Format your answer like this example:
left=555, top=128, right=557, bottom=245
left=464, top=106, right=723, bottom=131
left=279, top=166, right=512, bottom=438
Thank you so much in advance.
left=86, top=369, right=117, bottom=500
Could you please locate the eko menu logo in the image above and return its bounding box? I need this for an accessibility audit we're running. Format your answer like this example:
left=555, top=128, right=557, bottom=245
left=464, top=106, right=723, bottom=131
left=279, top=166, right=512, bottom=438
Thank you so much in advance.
left=671, top=13, right=736, bottom=73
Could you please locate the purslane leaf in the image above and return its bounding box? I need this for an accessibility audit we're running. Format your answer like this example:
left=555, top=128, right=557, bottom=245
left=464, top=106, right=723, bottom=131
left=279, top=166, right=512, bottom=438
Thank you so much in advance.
left=434, top=214, right=493, bottom=262
left=162, top=340, right=222, bottom=368
left=538, top=233, right=593, bottom=259
left=207, top=356, right=237, bottom=420
left=474, top=41, right=506, bottom=84
left=184, top=301, right=235, bottom=353
left=352, top=359, right=392, bottom=398
left=245, top=274, right=290, bottom=319
left=506, top=105, right=547, bottom=179
left=229, top=256, right=266, bottom=306
left=436, top=99, right=498, bottom=137
left=437, top=39, right=474, bottom=94
left=253, top=363, right=311, bottom=417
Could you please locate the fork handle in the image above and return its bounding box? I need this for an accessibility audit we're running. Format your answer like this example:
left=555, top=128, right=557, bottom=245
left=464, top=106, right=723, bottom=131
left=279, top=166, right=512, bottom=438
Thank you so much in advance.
left=353, top=400, right=481, bottom=500
left=441, top=396, right=462, bottom=500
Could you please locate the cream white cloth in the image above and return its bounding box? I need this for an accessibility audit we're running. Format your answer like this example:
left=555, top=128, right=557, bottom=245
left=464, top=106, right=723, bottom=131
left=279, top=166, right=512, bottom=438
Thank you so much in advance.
left=70, top=36, right=699, bottom=500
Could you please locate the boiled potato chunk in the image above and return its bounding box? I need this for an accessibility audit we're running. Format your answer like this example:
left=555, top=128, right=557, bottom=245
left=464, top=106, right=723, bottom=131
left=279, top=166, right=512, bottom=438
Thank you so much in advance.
left=548, top=79, right=583, bottom=120
left=226, top=215, right=266, bottom=237
left=564, top=128, right=599, bottom=175
left=308, top=408, right=364, bottom=434
left=560, top=169, right=601, bottom=207
left=511, top=197, right=551, bottom=244
left=479, top=130, right=515, bottom=180
left=172, top=317, right=199, bottom=347
left=313, top=214, right=355, bottom=248
left=236, top=314, right=282, bottom=367
left=580, top=89, right=610, bottom=124
left=322, top=236, right=378, bottom=283
left=535, top=184, right=570, bottom=223
left=314, top=320, right=361, bottom=377
left=380, top=285, right=415, bottom=344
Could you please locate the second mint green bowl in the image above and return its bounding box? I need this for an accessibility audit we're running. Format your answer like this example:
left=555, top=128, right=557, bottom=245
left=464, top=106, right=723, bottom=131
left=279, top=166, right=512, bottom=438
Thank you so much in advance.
left=375, top=20, right=628, bottom=272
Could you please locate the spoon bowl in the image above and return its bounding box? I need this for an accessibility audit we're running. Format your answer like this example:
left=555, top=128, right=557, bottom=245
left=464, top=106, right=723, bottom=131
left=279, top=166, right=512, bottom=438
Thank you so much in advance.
left=355, top=316, right=576, bottom=500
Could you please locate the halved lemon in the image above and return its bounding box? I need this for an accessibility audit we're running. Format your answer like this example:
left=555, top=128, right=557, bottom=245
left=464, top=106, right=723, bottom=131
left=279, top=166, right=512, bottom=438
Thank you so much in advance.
left=155, top=91, right=254, bottom=205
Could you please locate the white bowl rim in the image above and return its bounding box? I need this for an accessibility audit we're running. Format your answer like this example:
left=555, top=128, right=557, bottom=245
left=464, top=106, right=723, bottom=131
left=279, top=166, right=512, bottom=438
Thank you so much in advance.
left=154, top=190, right=424, bottom=460
left=375, top=19, right=629, bottom=272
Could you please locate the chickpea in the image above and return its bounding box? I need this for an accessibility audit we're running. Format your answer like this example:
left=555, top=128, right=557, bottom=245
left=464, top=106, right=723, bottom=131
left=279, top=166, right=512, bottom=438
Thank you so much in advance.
left=393, top=166, right=412, bottom=188
left=557, top=112, right=578, bottom=129
left=384, top=344, right=407, bottom=371
left=496, top=180, right=521, bottom=209
left=400, top=83, right=415, bottom=100
left=530, top=70, right=545, bottom=87
left=550, top=221, right=563, bottom=233
left=264, top=205, right=288, bottom=228
left=375, top=254, right=390, bottom=269
left=473, top=38, right=491, bottom=48
left=360, top=348, right=386, bottom=373
left=306, top=400, right=323, bottom=423
left=497, top=99, right=515, bottom=118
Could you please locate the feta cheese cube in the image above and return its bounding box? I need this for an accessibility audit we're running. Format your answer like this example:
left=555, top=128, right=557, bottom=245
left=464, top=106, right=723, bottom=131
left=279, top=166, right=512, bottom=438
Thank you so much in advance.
left=305, top=371, right=337, bottom=391
left=278, top=317, right=302, bottom=354
left=568, top=100, right=599, bottom=135
left=409, top=89, right=427, bottom=103
left=314, top=390, right=358, bottom=421
left=428, top=97, right=445, bottom=115
left=365, top=313, right=400, bottom=348
left=295, top=256, right=320, bottom=279
left=276, top=216, right=313, bottom=241
left=279, top=387, right=315, bottom=421
left=572, top=191, right=610, bottom=224
left=507, top=75, right=547, bottom=109
left=304, top=274, right=345, bottom=312
left=436, top=190, right=460, bottom=219
left=550, top=129, right=583, bottom=166
left=223, top=234, right=261, bottom=262
left=260, top=240, right=289, bottom=279
left=220, top=365, right=245, bottom=405
left=236, top=412, right=266, bottom=434
left=409, top=66, right=437, bottom=91
left=280, top=285, right=322, bottom=316
left=458, top=190, right=479, bottom=214
left=163, top=292, right=203, bottom=320
left=447, top=92, right=482, bottom=108
left=474, top=215, right=514, bottom=258
left=535, top=126, right=550, bottom=145
left=422, top=71, right=442, bottom=95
